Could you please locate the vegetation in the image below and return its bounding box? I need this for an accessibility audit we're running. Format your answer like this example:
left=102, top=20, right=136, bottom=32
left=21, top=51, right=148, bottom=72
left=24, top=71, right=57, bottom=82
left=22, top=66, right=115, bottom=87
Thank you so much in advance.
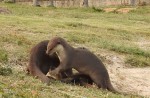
left=0, top=3, right=149, bottom=97
left=0, top=49, right=8, bottom=63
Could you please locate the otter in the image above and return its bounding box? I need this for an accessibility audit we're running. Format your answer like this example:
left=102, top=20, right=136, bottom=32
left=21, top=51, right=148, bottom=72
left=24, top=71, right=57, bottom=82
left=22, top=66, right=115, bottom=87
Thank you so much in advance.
left=27, top=40, right=92, bottom=86
left=27, top=40, right=73, bottom=84
left=46, top=37, right=117, bottom=93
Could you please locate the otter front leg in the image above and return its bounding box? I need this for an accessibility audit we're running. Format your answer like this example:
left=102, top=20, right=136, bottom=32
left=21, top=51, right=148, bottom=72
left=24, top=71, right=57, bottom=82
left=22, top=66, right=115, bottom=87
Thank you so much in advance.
left=47, top=63, right=67, bottom=79
left=49, top=68, right=62, bottom=79
left=47, top=69, right=62, bottom=80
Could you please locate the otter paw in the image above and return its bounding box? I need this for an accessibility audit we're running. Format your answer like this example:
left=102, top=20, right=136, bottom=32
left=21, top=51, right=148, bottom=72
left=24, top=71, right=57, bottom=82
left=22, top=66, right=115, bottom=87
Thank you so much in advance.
left=46, top=71, right=60, bottom=80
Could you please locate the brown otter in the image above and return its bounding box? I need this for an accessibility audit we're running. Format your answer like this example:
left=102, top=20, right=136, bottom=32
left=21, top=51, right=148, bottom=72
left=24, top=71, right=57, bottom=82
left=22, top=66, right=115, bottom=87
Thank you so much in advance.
left=27, top=40, right=73, bottom=84
left=46, top=37, right=117, bottom=93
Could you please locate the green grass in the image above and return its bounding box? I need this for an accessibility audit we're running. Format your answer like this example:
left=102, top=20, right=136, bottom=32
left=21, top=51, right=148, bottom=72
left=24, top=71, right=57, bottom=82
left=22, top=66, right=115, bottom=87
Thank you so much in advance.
left=0, top=69, right=138, bottom=98
left=0, top=49, right=8, bottom=63
left=125, top=55, right=150, bottom=67
left=0, top=2, right=150, bottom=97
left=0, top=67, right=12, bottom=76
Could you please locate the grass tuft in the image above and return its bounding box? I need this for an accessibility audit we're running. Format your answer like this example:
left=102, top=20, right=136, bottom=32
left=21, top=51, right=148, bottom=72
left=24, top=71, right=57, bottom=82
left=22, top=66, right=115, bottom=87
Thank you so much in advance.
left=3, top=0, right=14, bottom=3
left=125, top=55, right=150, bottom=67
left=0, top=49, right=8, bottom=63
left=92, top=7, right=104, bottom=12
left=0, top=67, right=12, bottom=76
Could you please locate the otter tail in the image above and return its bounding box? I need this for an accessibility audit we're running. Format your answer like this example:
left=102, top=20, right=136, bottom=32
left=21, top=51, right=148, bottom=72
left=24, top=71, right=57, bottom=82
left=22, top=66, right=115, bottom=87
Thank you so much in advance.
left=107, top=79, right=117, bottom=93
left=29, top=63, right=50, bottom=84
left=107, top=79, right=129, bottom=96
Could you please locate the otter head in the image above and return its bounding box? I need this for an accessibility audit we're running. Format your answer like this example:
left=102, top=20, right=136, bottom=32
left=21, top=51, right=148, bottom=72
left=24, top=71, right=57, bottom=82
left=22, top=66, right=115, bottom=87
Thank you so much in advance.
left=46, top=37, right=65, bottom=56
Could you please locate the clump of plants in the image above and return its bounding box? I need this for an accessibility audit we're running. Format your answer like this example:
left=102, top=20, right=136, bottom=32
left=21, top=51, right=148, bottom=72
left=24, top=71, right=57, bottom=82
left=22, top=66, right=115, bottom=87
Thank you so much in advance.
left=125, top=55, right=150, bottom=67
left=0, top=67, right=12, bottom=76
left=3, top=0, right=15, bottom=3
left=0, top=49, right=8, bottom=63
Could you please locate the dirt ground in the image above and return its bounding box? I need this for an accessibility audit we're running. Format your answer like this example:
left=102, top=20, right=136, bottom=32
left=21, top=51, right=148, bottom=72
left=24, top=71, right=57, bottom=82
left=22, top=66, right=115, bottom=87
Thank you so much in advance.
left=103, top=8, right=136, bottom=13
left=100, top=51, right=150, bottom=97
left=0, top=7, right=11, bottom=14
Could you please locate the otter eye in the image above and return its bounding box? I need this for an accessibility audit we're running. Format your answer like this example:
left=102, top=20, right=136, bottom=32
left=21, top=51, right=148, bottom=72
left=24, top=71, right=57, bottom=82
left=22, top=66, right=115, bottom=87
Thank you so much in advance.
left=49, top=48, right=52, bottom=51
left=57, top=41, right=60, bottom=44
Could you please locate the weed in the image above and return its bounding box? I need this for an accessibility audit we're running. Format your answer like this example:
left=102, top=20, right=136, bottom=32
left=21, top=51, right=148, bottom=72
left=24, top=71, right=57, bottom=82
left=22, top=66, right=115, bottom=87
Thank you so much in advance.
left=92, top=7, right=104, bottom=12
left=0, top=49, right=8, bottom=63
left=0, top=67, right=12, bottom=76
left=125, top=55, right=150, bottom=67
left=3, top=0, right=14, bottom=3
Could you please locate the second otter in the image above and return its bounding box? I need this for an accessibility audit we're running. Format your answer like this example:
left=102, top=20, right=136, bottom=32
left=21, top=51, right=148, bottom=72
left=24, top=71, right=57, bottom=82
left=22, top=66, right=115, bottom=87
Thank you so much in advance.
left=46, top=37, right=117, bottom=93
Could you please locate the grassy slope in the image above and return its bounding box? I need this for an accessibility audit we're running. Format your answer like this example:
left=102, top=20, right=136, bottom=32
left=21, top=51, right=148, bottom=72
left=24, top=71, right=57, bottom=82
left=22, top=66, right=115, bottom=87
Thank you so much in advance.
left=0, top=3, right=150, bottom=98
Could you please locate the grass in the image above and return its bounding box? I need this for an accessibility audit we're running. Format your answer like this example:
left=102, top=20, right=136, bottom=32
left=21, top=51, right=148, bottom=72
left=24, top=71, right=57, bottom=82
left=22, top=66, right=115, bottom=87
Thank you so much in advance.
left=125, top=55, right=150, bottom=67
left=0, top=68, right=138, bottom=98
left=0, top=67, right=12, bottom=76
left=0, top=49, right=8, bottom=63
left=0, top=2, right=150, bottom=97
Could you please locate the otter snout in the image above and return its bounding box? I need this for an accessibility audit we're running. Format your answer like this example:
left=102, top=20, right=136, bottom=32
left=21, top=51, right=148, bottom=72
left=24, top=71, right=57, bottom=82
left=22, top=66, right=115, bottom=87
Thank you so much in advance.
left=46, top=48, right=52, bottom=55
left=46, top=50, right=49, bottom=55
left=46, top=48, right=54, bottom=55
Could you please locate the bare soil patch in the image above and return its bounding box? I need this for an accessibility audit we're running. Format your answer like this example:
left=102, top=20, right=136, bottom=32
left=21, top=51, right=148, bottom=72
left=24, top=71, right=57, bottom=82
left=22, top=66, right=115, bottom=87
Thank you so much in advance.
left=101, top=51, right=150, bottom=97
left=116, top=8, right=136, bottom=13
left=0, top=7, right=11, bottom=14
left=135, top=40, right=150, bottom=50
left=103, top=8, right=136, bottom=13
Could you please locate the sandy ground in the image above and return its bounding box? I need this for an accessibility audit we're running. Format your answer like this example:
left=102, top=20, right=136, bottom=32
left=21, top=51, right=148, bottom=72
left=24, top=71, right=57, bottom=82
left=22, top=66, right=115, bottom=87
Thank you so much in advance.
left=103, top=8, right=136, bottom=13
left=101, top=52, right=150, bottom=97
left=0, top=7, right=11, bottom=14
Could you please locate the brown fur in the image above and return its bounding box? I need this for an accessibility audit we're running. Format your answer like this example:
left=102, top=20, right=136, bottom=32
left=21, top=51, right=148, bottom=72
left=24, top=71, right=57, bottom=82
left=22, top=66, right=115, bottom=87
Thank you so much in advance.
left=27, top=40, right=72, bottom=84
left=61, top=73, right=93, bottom=87
left=46, top=37, right=117, bottom=93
